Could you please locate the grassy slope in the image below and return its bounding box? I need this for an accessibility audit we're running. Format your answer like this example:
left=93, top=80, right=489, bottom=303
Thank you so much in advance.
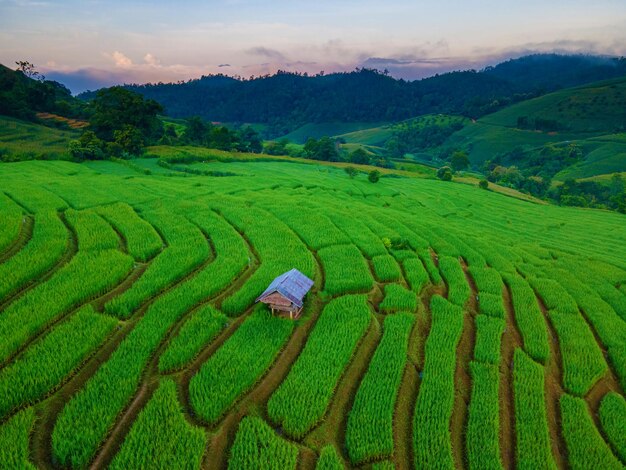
left=443, top=77, right=626, bottom=178
left=280, top=122, right=389, bottom=144
left=0, top=116, right=76, bottom=160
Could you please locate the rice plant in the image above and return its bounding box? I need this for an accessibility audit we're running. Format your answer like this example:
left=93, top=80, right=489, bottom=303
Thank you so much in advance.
left=412, top=295, right=464, bottom=469
left=0, top=305, right=117, bottom=418
left=560, top=394, right=622, bottom=470
left=439, top=255, right=471, bottom=307
left=0, top=210, right=67, bottom=302
left=109, top=379, right=207, bottom=470
left=599, top=392, right=626, bottom=463
left=51, top=216, right=249, bottom=467
left=0, top=249, right=132, bottom=363
left=228, top=416, right=298, bottom=470
left=379, top=283, right=418, bottom=313
left=372, top=254, right=402, bottom=282
left=316, top=445, right=345, bottom=470
left=513, top=348, right=557, bottom=470
left=268, top=295, right=371, bottom=438
left=96, top=202, right=162, bottom=261
left=217, top=201, right=315, bottom=315
left=328, top=212, right=387, bottom=258
left=548, top=310, right=607, bottom=396
left=345, top=313, right=414, bottom=464
left=0, top=192, right=23, bottom=253
left=473, top=315, right=505, bottom=365
left=402, top=257, right=429, bottom=293
left=0, top=408, right=35, bottom=469
left=104, top=210, right=209, bottom=318
left=318, top=244, right=374, bottom=295
left=189, top=310, right=294, bottom=424
left=64, top=208, right=120, bottom=252
left=466, top=361, right=503, bottom=470
left=158, top=304, right=229, bottom=373
left=502, top=273, right=550, bottom=364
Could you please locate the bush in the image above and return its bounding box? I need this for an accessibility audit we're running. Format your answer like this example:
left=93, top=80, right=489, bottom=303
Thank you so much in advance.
left=437, top=166, right=453, bottom=181
left=368, top=170, right=381, bottom=183
left=479, top=179, right=489, bottom=189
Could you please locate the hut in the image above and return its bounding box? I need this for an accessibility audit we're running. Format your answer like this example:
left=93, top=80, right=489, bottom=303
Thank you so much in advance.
left=255, top=269, right=313, bottom=319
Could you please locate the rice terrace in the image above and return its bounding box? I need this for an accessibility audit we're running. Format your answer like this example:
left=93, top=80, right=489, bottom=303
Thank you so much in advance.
left=2, top=1, right=626, bottom=469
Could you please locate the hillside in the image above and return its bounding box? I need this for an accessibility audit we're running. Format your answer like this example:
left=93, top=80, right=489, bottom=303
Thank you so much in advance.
left=442, top=77, right=626, bottom=177
left=1, top=156, right=625, bottom=469
left=78, top=54, right=626, bottom=137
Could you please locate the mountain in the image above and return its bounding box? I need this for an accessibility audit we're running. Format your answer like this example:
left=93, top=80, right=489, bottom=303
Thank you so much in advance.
left=77, top=54, right=626, bottom=137
left=0, top=64, right=85, bottom=121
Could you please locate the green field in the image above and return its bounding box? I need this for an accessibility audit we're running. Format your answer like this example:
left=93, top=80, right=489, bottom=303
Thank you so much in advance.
left=0, top=152, right=625, bottom=469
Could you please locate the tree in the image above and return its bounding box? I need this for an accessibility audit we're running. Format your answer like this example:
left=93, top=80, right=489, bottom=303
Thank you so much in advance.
left=349, top=148, right=370, bottom=165
left=450, top=151, right=470, bottom=172
left=90, top=87, right=163, bottom=142
left=68, top=131, right=104, bottom=160
left=437, top=166, right=453, bottom=181
left=113, top=125, right=144, bottom=156
left=479, top=179, right=489, bottom=190
left=609, top=173, right=625, bottom=196
left=15, top=61, right=44, bottom=81
left=182, top=117, right=208, bottom=144
left=344, top=166, right=358, bottom=178
left=368, top=170, right=381, bottom=183
left=304, top=137, right=340, bottom=162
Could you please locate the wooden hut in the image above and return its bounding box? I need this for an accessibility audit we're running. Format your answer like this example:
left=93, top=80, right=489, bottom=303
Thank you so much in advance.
left=255, top=269, right=313, bottom=319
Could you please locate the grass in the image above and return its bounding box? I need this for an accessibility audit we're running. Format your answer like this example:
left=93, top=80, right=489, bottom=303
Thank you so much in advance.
left=158, top=304, right=229, bottom=373
left=268, top=295, right=371, bottom=439
left=110, top=379, right=207, bottom=470
left=560, top=394, right=623, bottom=470
left=0, top=210, right=67, bottom=302
left=1, top=143, right=626, bottom=468
left=345, top=313, right=414, bottom=464
left=412, top=296, right=464, bottom=469
left=0, top=408, right=36, bottom=469
left=513, top=349, right=557, bottom=470
left=0, top=305, right=116, bottom=419
left=467, top=362, right=503, bottom=470
left=599, top=392, right=626, bottom=463
left=318, top=244, right=374, bottom=295
left=379, top=283, right=418, bottom=313
left=371, top=254, right=402, bottom=282
left=189, top=310, right=294, bottom=425
left=228, top=416, right=298, bottom=469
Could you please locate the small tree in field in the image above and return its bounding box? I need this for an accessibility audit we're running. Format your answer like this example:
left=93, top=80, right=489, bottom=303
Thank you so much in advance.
left=450, top=151, right=470, bottom=172
left=368, top=170, right=381, bottom=183
left=437, top=166, right=453, bottom=181
left=344, top=166, right=358, bottom=179
left=479, top=179, right=489, bottom=190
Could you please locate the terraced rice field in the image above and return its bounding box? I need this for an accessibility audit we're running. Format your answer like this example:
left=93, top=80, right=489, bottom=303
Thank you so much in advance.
left=0, top=157, right=625, bottom=469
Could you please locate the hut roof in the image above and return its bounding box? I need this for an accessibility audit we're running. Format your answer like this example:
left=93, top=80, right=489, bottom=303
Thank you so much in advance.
left=256, top=269, right=314, bottom=308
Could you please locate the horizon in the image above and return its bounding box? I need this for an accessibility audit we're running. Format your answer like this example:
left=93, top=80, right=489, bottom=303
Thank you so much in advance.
left=2, top=0, right=626, bottom=93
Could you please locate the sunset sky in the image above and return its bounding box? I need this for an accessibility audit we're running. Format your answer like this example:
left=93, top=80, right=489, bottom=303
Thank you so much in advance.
left=2, top=0, right=626, bottom=92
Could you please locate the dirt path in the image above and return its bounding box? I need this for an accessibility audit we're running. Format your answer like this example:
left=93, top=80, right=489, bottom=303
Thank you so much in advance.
left=0, top=214, right=33, bottom=264
left=501, top=282, right=524, bottom=470
left=533, top=291, right=567, bottom=470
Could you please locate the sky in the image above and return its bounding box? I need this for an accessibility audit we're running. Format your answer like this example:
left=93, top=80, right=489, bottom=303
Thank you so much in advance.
left=2, top=0, right=626, bottom=93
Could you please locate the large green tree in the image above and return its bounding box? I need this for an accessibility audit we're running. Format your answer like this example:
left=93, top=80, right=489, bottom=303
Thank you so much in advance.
left=90, top=87, right=163, bottom=142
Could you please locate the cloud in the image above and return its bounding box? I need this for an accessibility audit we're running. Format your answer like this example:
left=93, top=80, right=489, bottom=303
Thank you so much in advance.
left=143, top=53, right=160, bottom=66
left=246, top=46, right=288, bottom=61
left=108, top=51, right=132, bottom=68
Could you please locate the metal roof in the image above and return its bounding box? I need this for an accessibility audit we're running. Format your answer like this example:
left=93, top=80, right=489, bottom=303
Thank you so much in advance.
left=255, top=269, right=314, bottom=308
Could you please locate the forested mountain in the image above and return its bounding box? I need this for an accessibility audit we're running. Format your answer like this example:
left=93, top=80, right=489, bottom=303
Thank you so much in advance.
left=78, top=54, right=626, bottom=136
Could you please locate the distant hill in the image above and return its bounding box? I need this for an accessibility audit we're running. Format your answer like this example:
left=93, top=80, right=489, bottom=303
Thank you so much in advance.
left=0, top=64, right=86, bottom=121
left=78, top=54, right=626, bottom=137
left=439, top=77, right=626, bottom=179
